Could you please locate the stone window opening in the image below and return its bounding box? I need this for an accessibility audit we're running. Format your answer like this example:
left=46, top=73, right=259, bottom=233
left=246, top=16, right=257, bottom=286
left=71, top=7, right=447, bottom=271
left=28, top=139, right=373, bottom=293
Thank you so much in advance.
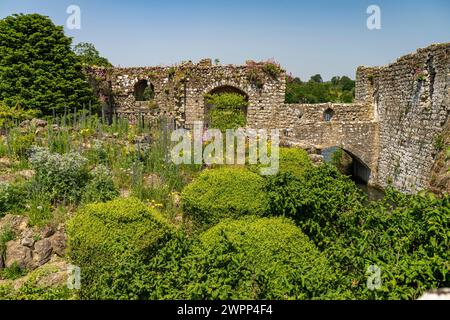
left=323, top=108, right=334, bottom=122
left=134, top=79, right=155, bottom=101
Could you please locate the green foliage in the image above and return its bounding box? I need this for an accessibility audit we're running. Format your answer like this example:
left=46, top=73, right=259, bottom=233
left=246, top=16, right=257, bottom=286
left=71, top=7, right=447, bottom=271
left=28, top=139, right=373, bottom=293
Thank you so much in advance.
left=0, top=14, right=96, bottom=114
left=205, top=93, right=248, bottom=111
left=0, top=181, right=27, bottom=217
left=29, top=147, right=89, bottom=203
left=325, top=190, right=450, bottom=299
left=209, top=109, right=246, bottom=132
left=278, top=147, right=313, bottom=177
left=266, top=164, right=366, bottom=249
left=262, top=62, right=282, bottom=78
left=178, top=217, right=340, bottom=299
left=1, top=262, right=26, bottom=280
left=81, top=165, right=119, bottom=204
left=181, top=167, right=269, bottom=230
left=205, top=93, right=248, bottom=131
left=26, top=183, right=53, bottom=226
left=266, top=164, right=450, bottom=299
left=73, top=42, right=112, bottom=68
left=1, top=265, right=74, bottom=300
left=0, top=102, right=39, bottom=128
left=67, top=197, right=176, bottom=299
left=285, top=75, right=355, bottom=104
left=0, top=225, right=15, bottom=266
left=6, top=130, right=35, bottom=159
left=331, top=147, right=344, bottom=168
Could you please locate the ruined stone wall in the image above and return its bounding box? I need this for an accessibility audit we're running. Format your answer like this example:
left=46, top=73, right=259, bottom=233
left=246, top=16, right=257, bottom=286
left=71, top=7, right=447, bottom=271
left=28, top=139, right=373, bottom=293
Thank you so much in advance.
left=90, top=59, right=286, bottom=128
left=274, top=102, right=379, bottom=183
left=355, top=43, right=450, bottom=192
left=86, top=43, right=450, bottom=194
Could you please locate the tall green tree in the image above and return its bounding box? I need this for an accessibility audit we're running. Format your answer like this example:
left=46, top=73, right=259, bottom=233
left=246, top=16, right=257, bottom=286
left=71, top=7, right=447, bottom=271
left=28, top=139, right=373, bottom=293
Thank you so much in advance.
left=73, top=42, right=112, bottom=67
left=0, top=14, right=97, bottom=115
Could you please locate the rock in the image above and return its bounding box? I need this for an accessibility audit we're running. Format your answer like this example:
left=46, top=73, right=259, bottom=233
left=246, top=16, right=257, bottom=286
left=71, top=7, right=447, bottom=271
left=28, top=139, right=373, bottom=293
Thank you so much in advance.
left=40, top=225, right=55, bottom=238
left=34, top=258, right=70, bottom=288
left=49, top=231, right=67, bottom=257
left=21, top=237, right=35, bottom=248
left=0, top=214, right=29, bottom=235
left=5, top=241, right=33, bottom=269
left=308, top=154, right=324, bottom=165
left=33, top=239, right=53, bottom=267
left=30, top=118, right=48, bottom=128
left=19, top=120, right=30, bottom=128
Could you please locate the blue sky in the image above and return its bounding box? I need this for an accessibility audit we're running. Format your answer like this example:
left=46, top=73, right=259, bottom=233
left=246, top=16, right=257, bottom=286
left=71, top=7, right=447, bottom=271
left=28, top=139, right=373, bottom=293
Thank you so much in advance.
left=1, top=0, right=449, bottom=80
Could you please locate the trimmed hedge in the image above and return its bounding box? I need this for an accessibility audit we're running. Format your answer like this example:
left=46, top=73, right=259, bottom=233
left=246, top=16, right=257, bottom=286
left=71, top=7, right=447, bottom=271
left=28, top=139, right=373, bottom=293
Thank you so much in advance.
left=181, top=167, right=268, bottom=230
left=67, top=197, right=175, bottom=299
left=278, top=147, right=313, bottom=177
left=179, top=217, right=341, bottom=299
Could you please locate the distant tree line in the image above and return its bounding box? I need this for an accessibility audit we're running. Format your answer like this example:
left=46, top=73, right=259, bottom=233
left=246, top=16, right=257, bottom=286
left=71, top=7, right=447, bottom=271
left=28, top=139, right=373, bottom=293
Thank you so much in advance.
left=285, top=73, right=355, bottom=104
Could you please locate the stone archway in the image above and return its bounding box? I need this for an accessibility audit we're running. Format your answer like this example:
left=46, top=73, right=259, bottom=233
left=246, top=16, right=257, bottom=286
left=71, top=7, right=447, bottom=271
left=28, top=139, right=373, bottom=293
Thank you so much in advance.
left=203, top=85, right=249, bottom=128
left=322, top=146, right=372, bottom=184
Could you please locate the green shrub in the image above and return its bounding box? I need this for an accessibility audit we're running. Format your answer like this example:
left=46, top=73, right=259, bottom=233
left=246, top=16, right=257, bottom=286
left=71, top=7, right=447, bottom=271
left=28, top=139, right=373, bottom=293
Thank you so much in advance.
left=0, top=225, right=14, bottom=268
left=179, top=217, right=341, bottom=299
left=181, top=167, right=268, bottom=230
left=209, top=108, right=246, bottom=131
left=1, top=262, right=26, bottom=280
left=6, top=131, right=35, bottom=159
left=278, top=147, right=313, bottom=177
left=205, top=93, right=248, bottom=131
left=81, top=165, right=119, bottom=204
left=67, top=197, right=176, bottom=299
left=0, top=181, right=27, bottom=217
left=0, top=102, right=40, bottom=128
left=0, top=284, right=14, bottom=300
left=1, top=265, right=74, bottom=300
left=29, top=147, right=89, bottom=203
left=0, top=14, right=97, bottom=115
left=266, top=164, right=450, bottom=299
left=325, top=190, right=450, bottom=300
left=266, top=164, right=366, bottom=249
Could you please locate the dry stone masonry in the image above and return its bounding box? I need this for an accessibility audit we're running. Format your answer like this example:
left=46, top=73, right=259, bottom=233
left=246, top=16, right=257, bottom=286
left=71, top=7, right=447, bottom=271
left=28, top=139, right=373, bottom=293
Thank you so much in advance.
left=87, top=43, right=450, bottom=194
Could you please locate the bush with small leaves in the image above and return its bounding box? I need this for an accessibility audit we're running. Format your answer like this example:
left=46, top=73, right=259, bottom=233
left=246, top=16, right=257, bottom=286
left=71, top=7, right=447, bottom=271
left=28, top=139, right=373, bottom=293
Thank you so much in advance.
left=178, top=217, right=343, bottom=299
left=81, top=165, right=119, bottom=204
left=29, top=147, right=89, bottom=203
left=67, top=197, right=177, bottom=299
left=181, top=167, right=268, bottom=230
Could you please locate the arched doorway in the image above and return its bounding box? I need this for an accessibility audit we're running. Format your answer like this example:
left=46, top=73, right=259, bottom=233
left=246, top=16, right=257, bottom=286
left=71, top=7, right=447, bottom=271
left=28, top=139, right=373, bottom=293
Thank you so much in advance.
left=204, top=85, right=249, bottom=129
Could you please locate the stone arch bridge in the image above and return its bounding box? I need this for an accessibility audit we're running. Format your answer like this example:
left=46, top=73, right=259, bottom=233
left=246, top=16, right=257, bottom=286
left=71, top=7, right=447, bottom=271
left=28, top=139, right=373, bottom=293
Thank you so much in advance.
left=87, top=43, right=450, bottom=193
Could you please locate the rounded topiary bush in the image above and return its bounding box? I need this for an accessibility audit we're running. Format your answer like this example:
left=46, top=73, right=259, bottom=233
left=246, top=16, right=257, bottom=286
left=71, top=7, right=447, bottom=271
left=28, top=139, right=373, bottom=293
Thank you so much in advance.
left=181, top=216, right=339, bottom=299
left=278, top=147, right=313, bottom=177
left=247, top=147, right=312, bottom=177
left=67, top=197, right=175, bottom=299
left=181, top=167, right=268, bottom=230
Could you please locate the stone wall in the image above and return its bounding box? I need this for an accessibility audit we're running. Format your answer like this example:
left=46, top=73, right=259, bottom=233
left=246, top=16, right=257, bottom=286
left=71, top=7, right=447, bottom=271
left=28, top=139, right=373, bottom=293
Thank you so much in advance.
left=88, top=59, right=286, bottom=128
left=86, top=43, right=450, bottom=193
left=355, top=43, right=450, bottom=192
